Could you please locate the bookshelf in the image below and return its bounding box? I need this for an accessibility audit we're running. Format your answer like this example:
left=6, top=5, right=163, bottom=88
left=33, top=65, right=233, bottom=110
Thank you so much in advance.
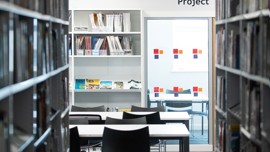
left=68, top=9, right=144, bottom=111
left=0, top=1, right=69, bottom=151
left=215, top=0, right=270, bottom=151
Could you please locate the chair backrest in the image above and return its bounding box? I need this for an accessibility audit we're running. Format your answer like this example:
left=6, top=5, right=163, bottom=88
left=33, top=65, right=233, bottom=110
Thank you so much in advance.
left=69, top=114, right=103, bottom=124
left=165, top=89, right=192, bottom=108
left=102, top=126, right=150, bottom=152
left=69, top=127, right=81, bottom=152
left=71, top=105, right=105, bottom=112
left=131, top=105, right=165, bottom=112
left=122, top=112, right=163, bottom=124
left=105, top=116, right=147, bottom=124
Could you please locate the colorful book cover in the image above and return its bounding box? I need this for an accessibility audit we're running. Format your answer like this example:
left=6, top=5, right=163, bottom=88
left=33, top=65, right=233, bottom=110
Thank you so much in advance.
left=100, top=80, right=112, bottom=89
left=113, top=81, right=124, bottom=89
left=85, top=79, right=100, bottom=90
left=75, top=79, right=85, bottom=89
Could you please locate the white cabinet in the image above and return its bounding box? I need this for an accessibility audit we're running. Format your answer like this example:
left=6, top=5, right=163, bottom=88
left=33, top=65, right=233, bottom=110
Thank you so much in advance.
left=69, top=9, right=144, bottom=111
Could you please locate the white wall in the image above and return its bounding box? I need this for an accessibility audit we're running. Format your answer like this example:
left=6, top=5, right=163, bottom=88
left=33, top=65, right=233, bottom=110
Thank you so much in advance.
left=69, top=0, right=215, bottom=17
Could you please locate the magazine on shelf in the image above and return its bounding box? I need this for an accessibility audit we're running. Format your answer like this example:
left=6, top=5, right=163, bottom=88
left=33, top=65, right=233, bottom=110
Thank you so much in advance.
left=113, top=81, right=124, bottom=89
left=75, top=79, right=85, bottom=90
left=85, top=79, right=100, bottom=90
left=100, top=80, right=112, bottom=89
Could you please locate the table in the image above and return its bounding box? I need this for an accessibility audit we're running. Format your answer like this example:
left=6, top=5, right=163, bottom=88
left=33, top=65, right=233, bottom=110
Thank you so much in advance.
left=70, top=124, right=190, bottom=152
left=69, top=111, right=189, bottom=122
left=70, top=111, right=190, bottom=150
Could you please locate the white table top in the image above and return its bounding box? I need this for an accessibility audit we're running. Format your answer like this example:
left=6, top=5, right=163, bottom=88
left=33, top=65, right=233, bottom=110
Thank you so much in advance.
left=149, top=93, right=209, bottom=102
left=69, top=111, right=190, bottom=121
left=70, top=124, right=190, bottom=138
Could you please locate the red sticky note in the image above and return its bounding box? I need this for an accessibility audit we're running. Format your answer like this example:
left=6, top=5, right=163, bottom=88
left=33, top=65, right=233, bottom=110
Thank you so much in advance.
left=193, top=86, right=198, bottom=92
left=173, top=49, right=178, bottom=54
left=154, top=87, right=159, bottom=92
left=193, top=49, right=198, bottom=54
left=173, top=87, right=178, bottom=92
left=154, top=49, right=159, bottom=54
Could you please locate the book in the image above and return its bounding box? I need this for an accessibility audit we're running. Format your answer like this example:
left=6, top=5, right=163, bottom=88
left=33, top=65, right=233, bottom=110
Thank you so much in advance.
left=114, top=13, right=122, bottom=32
left=0, top=111, right=6, bottom=152
left=113, top=81, right=124, bottom=89
left=127, top=79, right=141, bottom=89
left=36, top=82, right=47, bottom=137
left=100, top=80, right=112, bottom=89
left=75, top=79, right=85, bottom=90
left=123, top=13, right=131, bottom=32
left=85, top=79, right=100, bottom=90
left=0, top=14, right=9, bottom=88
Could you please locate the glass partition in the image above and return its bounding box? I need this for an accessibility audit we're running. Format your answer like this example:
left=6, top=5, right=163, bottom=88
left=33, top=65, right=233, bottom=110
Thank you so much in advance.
left=145, top=18, right=211, bottom=145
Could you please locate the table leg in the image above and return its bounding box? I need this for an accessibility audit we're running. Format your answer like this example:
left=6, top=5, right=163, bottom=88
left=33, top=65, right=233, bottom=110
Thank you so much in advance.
left=201, top=103, right=204, bottom=135
left=183, top=120, right=190, bottom=152
left=182, top=137, right=189, bottom=152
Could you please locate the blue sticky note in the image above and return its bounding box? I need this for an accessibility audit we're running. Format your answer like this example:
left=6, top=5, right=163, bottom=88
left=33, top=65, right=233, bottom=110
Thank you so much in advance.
left=155, top=93, right=159, bottom=97
left=154, top=55, right=159, bottom=59
left=174, top=55, right=178, bottom=59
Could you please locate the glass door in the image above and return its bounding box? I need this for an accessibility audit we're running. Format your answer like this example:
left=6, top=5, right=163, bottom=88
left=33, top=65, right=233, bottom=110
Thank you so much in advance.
left=145, top=18, right=212, bottom=148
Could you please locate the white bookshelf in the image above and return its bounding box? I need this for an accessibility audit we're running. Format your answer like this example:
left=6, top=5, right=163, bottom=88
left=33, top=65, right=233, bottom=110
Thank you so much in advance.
left=69, top=9, right=144, bottom=111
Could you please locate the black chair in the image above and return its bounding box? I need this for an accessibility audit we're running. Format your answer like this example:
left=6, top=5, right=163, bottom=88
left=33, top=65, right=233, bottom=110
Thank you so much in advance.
left=70, top=127, right=85, bottom=152
left=71, top=105, right=105, bottom=112
left=123, top=112, right=162, bottom=124
left=164, top=89, right=208, bottom=135
left=131, top=105, right=165, bottom=112
left=105, top=116, right=147, bottom=124
left=69, top=114, right=103, bottom=151
left=123, top=112, right=165, bottom=152
left=102, top=126, right=150, bottom=152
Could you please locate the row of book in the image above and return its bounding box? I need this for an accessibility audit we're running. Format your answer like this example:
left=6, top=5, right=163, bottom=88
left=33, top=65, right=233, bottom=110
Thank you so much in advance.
left=216, top=76, right=226, bottom=111
left=215, top=27, right=225, bottom=66
left=243, top=0, right=260, bottom=14
left=13, top=17, right=68, bottom=83
left=216, top=20, right=270, bottom=78
left=0, top=13, right=9, bottom=89
left=242, top=81, right=261, bottom=139
left=0, top=111, right=6, bottom=152
left=241, top=21, right=260, bottom=75
left=262, top=19, right=270, bottom=79
left=88, top=12, right=131, bottom=32
left=216, top=0, right=270, bottom=21
left=216, top=118, right=226, bottom=152
left=227, top=29, right=240, bottom=69
left=14, top=17, right=34, bottom=83
left=216, top=118, right=240, bottom=152
left=215, top=0, right=226, bottom=20
left=74, top=79, right=141, bottom=90
left=11, top=0, right=68, bottom=20
left=75, top=35, right=133, bottom=56
left=0, top=14, right=68, bottom=85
